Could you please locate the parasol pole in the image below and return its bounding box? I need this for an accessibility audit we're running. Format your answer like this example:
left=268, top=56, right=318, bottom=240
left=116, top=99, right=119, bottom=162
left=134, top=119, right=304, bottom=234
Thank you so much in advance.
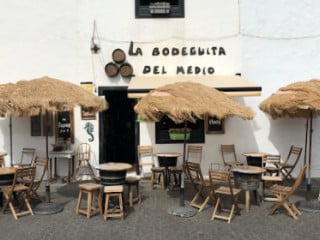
left=303, top=118, right=308, bottom=169
left=44, top=111, right=50, bottom=195
left=307, top=111, right=313, bottom=191
left=9, top=116, right=13, bottom=166
left=179, top=121, right=187, bottom=207
left=34, top=110, right=63, bottom=215
left=168, top=120, right=197, bottom=217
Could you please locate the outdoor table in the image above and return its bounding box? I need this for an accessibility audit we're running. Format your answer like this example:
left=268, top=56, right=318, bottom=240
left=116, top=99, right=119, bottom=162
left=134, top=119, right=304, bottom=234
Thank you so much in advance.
left=49, top=150, right=75, bottom=183
left=231, top=165, right=265, bottom=212
left=0, top=167, right=16, bottom=206
left=242, top=152, right=271, bottom=167
left=96, top=162, right=132, bottom=186
left=155, top=152, right=182, bottom=186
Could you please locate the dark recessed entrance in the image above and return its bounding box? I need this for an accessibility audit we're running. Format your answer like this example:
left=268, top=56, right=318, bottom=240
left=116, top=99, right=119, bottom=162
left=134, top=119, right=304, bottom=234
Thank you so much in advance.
left=98, top=87, right=138, bottom=165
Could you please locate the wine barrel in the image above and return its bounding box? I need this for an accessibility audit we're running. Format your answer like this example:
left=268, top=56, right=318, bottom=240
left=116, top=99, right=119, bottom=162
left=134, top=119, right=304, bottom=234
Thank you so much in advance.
left=119, top=63, right=133, bottom=78
left=99, top=170, right=127, bottom=186
left=0, top=173, right=14, bottom=186
left=105, top=62, right=119, bottom=77
left=112, top=48, right=126, bottom=64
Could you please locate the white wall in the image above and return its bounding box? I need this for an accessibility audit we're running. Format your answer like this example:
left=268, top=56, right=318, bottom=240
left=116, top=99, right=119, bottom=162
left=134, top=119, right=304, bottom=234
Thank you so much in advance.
left=1, top=0, right=320, bottom=178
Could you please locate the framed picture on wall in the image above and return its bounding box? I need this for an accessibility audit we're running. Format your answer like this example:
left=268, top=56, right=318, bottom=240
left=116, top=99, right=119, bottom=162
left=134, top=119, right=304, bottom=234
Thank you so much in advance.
left=205, top=115, right=225, bottom=134
left=81, top=107, right=96, bottom=120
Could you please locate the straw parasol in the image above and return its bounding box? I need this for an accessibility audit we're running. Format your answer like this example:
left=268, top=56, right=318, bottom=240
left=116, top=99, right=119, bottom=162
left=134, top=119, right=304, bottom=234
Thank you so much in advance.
left=135, top=81, right=254, bottom=217
left=259, top=79, right=320, bottom=210
left=0, top=83, right=17, bottom=164
left=0, top=76, right=108, bottom=214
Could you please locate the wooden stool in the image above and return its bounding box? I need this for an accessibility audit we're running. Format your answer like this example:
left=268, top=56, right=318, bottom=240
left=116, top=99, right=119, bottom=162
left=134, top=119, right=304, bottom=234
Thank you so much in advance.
left=104, top=185, right=124, bottom=221
left=168, top=166, right=183, bottom=190
left=125, top=177, right=141, bottom=207
left=76, top=182, right=103, bottom=218
left=151, top=167, right=165, bottom=190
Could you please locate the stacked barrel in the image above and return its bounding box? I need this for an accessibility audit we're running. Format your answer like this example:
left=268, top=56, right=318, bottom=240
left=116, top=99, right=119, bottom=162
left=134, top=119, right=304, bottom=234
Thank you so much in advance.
left=104, top=49, right=134, bottom=78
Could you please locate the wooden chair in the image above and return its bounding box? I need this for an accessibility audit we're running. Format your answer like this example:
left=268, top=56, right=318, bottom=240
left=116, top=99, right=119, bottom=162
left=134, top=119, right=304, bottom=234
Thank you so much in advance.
left=137, top=145, right=165, bottom=190
left=183, top=145, right=203, bottom=182
left=137, top=145, right=154, bottom=183
left=12, top=148, right=36, bottom=167
left=1, top=166, right=35, bottom=220
left=220, top=144, right=243, bottom=169
left=185, top=161, right=211, bottom=212
left=185, top=145, right=203, bottom=164
left=278, top=145, right=303, bottom=180
left=26, top=156, right=48, bottom=200
left=73, top=143, right=95, bottom=180
left=209, top=169, right=241, bottom=223
left=261, top=155, right=283, bottom=201
left=268, top=165, right=307, bottom=220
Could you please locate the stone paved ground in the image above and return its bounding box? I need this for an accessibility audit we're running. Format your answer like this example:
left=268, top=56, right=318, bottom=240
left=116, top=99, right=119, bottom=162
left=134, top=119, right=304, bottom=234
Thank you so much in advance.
left=1, top=178, right=320, bottom=240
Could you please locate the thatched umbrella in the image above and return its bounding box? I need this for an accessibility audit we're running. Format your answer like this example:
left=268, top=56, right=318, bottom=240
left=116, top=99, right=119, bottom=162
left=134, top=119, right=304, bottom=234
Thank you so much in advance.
left=0, top=83, right=17, bottom=165
left=1, top=78, right=108, bottom=165
left=135, top=81, right=254, bottom=217
left=259, top=79, right=320, bottom=204
left=0, top=76, right=108, bottom=214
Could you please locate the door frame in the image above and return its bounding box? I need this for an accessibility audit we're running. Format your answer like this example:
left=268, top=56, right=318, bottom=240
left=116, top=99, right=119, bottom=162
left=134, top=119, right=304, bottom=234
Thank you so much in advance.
left=98, top=86, right=139, bottom=166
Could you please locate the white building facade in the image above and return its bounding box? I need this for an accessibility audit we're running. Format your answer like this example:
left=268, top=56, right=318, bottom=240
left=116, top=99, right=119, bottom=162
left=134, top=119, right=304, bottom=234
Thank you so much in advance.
left=1, top=0, right=320, bottom=179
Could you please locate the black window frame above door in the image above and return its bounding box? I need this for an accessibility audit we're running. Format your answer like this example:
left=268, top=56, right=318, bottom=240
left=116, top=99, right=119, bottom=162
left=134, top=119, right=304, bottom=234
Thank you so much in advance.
left=135, top=0, right=185, bottom=18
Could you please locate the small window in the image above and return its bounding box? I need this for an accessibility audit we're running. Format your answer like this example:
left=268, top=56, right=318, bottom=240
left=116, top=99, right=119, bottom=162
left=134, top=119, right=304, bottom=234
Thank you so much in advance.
left=135, top=0, right=185, bottom=18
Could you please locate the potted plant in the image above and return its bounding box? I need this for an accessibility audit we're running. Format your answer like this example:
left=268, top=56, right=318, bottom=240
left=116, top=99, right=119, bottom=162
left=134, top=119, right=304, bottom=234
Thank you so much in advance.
left=168, top=128, right=191, bottom=140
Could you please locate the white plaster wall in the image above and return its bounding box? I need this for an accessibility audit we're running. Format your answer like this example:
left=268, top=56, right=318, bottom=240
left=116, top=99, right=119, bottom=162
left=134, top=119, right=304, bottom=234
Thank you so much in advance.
left=0, top=0, right=320, bottom=179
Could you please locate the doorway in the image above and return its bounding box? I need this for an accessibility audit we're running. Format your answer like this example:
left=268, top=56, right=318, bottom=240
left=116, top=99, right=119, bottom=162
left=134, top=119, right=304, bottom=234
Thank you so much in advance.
left=98, top=87, right=138, bottom=164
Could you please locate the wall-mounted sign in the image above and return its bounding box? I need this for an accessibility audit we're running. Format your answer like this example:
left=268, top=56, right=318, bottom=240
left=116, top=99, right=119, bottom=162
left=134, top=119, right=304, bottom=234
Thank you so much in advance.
left=205, top=115, right=224, bottom=134
left=125, top=38, right=240, bottom=76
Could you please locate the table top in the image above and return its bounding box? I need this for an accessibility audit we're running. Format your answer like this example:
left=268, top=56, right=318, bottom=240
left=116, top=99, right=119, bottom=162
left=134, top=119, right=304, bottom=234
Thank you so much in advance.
left=49, top=150, right=74, bottom=156
left=96, top=162, right=132, bottom=171
left=155, top=152, right=182, bottom=157
left=231, top=165, right=266, bottom=174
left=242, top=152, right=271, bottom=157
left=0, top=167, right=16, bottom=175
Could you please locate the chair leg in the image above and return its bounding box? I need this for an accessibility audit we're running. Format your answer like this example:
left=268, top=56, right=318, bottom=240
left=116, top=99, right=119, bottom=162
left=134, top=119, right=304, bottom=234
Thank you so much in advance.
left=76, top=190, right=83, bottom=214
left=211, top=198, right=221, bottom=220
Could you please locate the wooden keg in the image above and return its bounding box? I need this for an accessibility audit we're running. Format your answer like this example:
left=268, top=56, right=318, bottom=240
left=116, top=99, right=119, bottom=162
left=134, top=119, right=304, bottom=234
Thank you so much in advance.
left=119, top=63, right=133, bottom=78
left=105, top=62, right=119, bottom=77
left=112, top=48, right=126, bottom=64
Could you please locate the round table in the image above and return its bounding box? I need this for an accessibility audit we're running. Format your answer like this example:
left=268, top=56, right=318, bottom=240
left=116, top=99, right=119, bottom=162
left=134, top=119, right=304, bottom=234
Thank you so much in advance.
left=231, top=166, right=265, bottom=212
left=155, top=152, right=182, bottom=186
left=96, top=162, right=132, bottom=186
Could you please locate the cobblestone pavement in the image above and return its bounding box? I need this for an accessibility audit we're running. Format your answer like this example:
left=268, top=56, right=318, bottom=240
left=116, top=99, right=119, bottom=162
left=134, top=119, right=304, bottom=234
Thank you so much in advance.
left=1, top=178, right=320, bottom=240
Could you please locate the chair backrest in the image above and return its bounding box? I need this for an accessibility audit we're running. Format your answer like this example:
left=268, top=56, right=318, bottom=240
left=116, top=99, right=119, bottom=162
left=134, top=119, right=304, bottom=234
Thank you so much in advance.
left=284, top=145, right=302, bottom=166
left=221, top=144, right=238, bottom=164
left=262, top=154, right=281, bottom=176
left=13, top=166, right=36, bottom=191
left=76, top=143, right=91, bottom=161
left=185, top=161, right=205, bottom=186
left=137, top=145, right=154, bottom=177
left=16, top=148, right=36, bottom=167
left=288, top=165, right=307, bottom=195
left=32, top=156, right=48, bottom=181
left=208, top=170, right=234, bottom=195
left=186, top=145, right=202, bottom=164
